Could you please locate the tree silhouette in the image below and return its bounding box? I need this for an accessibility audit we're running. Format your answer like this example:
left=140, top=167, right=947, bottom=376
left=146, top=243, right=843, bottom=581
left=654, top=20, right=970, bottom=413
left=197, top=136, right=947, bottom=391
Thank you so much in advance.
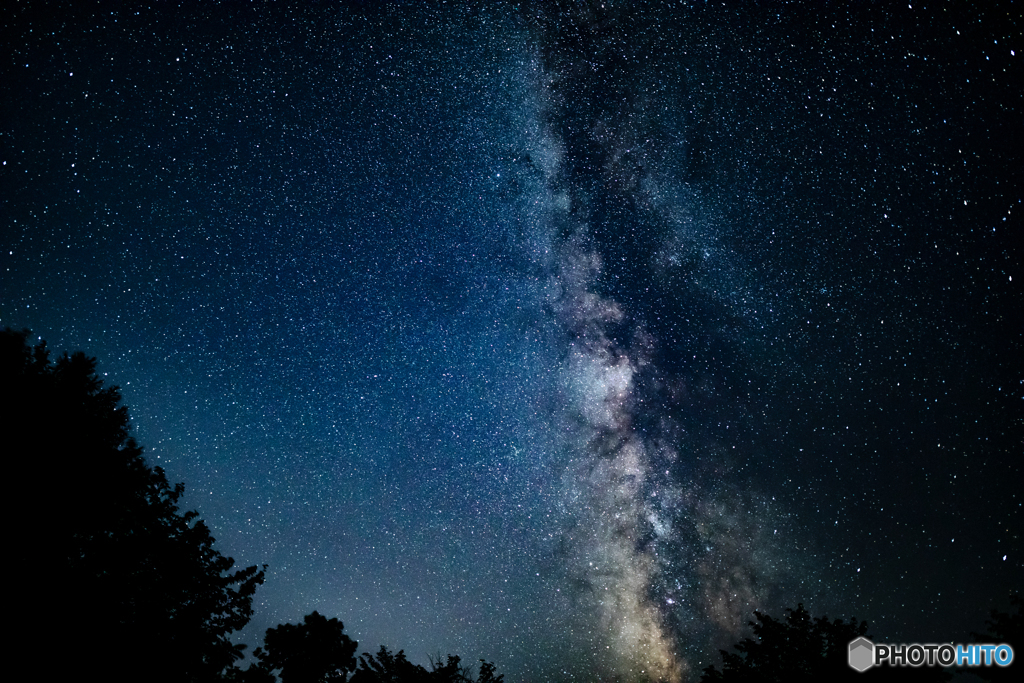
left=473, top=660, right=503, bottom=683
left=254, top=611, right=359, bottom=683
left=350, top=646, right=503, bottom=683
left=700, top=603, right=949, bottom=682
left=970, top=593, right=1022, bottom=680
left=351, top=646, right=433, bottom=683
left=2, top=328, right=265, bottom=682
left=427, top=654, right=472, bottom=683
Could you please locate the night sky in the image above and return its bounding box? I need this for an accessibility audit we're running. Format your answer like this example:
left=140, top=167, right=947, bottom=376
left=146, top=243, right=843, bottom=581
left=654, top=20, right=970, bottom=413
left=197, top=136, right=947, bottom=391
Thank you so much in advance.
left=2, top=1, right=1020, bottom=681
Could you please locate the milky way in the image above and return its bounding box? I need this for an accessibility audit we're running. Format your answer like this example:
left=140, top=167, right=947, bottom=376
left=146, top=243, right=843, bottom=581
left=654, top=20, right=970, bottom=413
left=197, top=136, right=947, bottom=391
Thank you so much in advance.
left=519, top=6, right=812, bottom=678
left=2, top=2, right=1020, bottom=682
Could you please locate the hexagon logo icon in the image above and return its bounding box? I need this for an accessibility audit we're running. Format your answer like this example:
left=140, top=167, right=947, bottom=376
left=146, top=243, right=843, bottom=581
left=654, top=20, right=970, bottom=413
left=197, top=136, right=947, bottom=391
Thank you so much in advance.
left=848, top=637, right=874, bottom=672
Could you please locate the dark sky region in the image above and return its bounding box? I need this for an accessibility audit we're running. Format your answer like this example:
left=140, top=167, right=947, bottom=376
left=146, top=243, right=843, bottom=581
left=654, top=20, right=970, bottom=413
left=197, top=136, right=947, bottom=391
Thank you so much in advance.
left=1, top=1, right=1020, bottom=681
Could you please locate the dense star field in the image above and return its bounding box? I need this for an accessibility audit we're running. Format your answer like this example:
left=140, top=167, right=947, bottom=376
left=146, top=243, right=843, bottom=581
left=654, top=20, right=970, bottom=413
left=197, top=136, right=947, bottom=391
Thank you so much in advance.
left=2, top=1, right=1020, bottom=680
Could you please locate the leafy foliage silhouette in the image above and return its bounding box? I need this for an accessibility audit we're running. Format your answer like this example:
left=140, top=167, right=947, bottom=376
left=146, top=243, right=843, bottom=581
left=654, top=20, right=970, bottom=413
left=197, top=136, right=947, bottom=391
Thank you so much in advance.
left=351, top=646, right=433, bottom=683
left=700, top=603, right=950, bottom=682
left=970, top=593, right=1022, bottom=680
left=2, top=328, right=265, bottom=683
left=2, top=329, right=506, bottom=683
left=350, top=645, right=503, bottom=683
left=253, top=611, right=359, bottom=683
left=473, top=660, right=504, bottom=683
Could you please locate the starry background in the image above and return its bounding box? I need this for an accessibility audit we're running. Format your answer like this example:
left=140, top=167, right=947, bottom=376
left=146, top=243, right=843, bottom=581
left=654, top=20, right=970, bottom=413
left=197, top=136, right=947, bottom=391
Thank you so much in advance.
left=1, top=1, right=1020, bottom=681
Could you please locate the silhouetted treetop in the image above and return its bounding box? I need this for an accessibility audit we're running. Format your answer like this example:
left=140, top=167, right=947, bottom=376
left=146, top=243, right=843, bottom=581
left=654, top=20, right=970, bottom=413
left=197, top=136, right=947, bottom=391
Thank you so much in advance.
left=254, top=611, right=358, bottom=683
left=350, top=645, right=503, bottom=683
left=3, top=328, right=265, bottom=683
left=352, top=646, right=432, bottom=683
left=700, top=603, right=950, bottom=682
left=970, top=593, right=1022, bottom=680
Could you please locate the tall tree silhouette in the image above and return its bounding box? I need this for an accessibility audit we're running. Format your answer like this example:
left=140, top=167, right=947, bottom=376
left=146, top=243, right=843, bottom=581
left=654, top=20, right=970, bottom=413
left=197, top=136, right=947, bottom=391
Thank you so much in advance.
left=2, top=328, right=265, bottom=683
left=700, top=604, right=950, bottom=682
left=254, top=611, right=358, bottom=683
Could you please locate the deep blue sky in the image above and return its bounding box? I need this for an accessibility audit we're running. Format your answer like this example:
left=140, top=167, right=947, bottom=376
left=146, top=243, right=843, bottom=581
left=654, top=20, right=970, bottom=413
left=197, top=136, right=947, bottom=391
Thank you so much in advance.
left=2, top=2, right=1020, bottom=681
